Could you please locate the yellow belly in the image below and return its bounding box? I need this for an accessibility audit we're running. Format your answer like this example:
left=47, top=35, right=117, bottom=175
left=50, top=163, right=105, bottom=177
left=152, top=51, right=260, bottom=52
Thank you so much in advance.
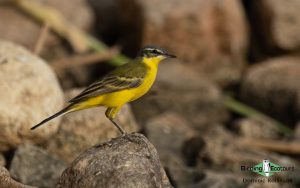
left=74, top=66, right=157, bottom=110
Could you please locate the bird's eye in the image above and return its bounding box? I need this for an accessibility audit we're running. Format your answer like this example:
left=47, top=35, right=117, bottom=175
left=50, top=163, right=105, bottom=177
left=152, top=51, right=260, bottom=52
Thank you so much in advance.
left=152, top=49, right=158, bottom=54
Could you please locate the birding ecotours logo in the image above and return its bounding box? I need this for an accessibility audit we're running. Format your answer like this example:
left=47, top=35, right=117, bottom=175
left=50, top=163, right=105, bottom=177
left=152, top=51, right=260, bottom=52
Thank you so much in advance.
left=241, top=159, right=294, bottom=177
left=253, top=159, right=280, bottom=177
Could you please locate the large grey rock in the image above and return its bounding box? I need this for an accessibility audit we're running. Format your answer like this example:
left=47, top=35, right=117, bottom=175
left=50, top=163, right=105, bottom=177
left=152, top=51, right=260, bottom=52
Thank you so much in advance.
left=0, top=167, right=37, bottom=188
left=0, top=40, right=64, bottom=151
left=9, top=144, right=66, bottom=188
left=56, top=133, right=172, bottom=188
left=131, top=61, right=229, bottom=128
left=90, top=0, right=248, bottom=85
left=46, top=88, right=140, bottom=163
left=240, top=56, right=300, bottom=125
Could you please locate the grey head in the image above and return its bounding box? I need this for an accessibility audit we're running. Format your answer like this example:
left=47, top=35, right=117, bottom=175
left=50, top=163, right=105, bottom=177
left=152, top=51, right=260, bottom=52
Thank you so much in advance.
left=138, top=45, right=176, bottom=58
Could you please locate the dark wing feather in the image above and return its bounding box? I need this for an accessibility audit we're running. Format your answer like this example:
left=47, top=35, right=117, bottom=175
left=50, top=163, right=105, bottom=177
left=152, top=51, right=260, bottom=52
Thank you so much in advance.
left=69, top=61, right=147, bottom=103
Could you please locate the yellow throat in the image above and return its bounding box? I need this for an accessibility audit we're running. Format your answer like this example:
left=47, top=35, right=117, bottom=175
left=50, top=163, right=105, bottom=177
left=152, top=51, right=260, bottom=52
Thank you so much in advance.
left=143, top=56, right=165, bottom=68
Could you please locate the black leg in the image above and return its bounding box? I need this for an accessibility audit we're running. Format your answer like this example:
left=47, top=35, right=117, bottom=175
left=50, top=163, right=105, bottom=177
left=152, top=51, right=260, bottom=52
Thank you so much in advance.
left=109, top=118, right=127, bottom=136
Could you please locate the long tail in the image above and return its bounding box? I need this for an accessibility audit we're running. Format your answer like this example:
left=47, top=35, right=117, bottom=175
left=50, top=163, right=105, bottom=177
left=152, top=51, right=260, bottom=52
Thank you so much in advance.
left=31, top=104, right=73, bottom=130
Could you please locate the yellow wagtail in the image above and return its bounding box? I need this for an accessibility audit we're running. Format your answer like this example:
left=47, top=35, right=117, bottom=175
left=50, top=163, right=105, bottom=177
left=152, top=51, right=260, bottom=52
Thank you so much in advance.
left=31, top=46, right=176, bottom=135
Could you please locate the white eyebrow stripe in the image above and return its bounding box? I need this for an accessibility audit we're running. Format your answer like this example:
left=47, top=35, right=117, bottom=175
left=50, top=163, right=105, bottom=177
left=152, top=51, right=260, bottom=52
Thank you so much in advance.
left=145, top=48, right=163, bottom=53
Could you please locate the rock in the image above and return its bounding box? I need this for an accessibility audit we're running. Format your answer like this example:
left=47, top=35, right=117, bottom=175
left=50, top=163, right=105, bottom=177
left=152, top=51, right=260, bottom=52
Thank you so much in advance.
left=9, top=144, right=66, bottom=188
left=245, top=0, right=300, bottom=53
left=0, top=167, right=37, bottom=188
left=233, top=117, right=281, bottom=139
left=56, top=133, right=172, bottom=188
left=90, top=0, right=248, bottom=85
left=240, top=56, right=300, bottom=125
left=140, top=0, right=249, bottom=86
left=195, top=170, right=241, bottom=188
left=0, top=154, right=5, bottom=166
left=131, top=60, right=229, bottom=128
left=0, top=40, right=64, bottom=151
left=0, top=0, right=93, bottom=59
left=45, top=88, right=140, bottom=163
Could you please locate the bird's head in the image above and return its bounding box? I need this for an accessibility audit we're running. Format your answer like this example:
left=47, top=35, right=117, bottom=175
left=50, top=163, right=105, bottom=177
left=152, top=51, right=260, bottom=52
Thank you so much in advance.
left=138, top=45, right=176, bottom=65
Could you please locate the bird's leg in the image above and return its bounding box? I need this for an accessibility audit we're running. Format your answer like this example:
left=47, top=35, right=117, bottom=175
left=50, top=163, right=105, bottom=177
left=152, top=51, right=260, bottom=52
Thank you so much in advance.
left=105, top=107, right=127, bottom=136
left=109, top=118, right=126, bottom=136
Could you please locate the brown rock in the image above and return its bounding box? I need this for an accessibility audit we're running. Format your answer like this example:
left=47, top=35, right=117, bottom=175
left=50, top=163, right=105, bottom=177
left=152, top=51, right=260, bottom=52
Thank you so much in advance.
left=90, top=0, right=248, bottom=85
left=45, top=88, right=140, bottom=163
left=140, top=0, right=249, bottom=85
left=240, top=56, right=300, bottom=125
left=233, top=117, right=280, bottom=139
left=0, top=167, right=37, bottom=188
left=0, top=40, right=64, bottom=151
left=131, top=60, right=229, bottom=128
left=9, top=144, right=66, bottom=188
left=0, top=0, right=93, bottom=59
left=246, top=0, right=300, bottom=52
left=56, top=133, right=172, bottom=188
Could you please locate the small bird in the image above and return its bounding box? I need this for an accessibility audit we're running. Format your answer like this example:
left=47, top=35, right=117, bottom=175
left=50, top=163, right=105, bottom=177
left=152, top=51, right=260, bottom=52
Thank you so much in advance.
left=31, top=46, right=176, bottom=135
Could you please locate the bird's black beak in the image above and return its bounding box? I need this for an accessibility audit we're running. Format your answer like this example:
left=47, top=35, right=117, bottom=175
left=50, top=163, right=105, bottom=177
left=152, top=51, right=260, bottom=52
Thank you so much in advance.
left=164, top=53, right=176, bottom=58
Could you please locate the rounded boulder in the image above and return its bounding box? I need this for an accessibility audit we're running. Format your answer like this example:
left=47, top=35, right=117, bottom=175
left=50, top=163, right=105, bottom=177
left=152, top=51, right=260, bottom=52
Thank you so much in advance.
left=0, top=40, right=64, bottom=151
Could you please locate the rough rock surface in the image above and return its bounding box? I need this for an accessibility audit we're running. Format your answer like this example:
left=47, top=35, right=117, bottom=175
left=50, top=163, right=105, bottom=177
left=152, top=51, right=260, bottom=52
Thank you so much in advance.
left=0, top=40, right=64, bottom=151
left=246, top=0, right=300, bottom=52
left=0, top=167, right=37, bottom=188
left=240, top=56, right=300, bottom=125
left=56, top=133, right=172, bottom=188
left=0, top=0, right=93, bottom=59
left=90, top=0, right=248, bottom=85
left=46, top=88, right=140, bottom=163
left=9, top=144, right=66, bottom=188
left=131, top=60, right=228, bottom=128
